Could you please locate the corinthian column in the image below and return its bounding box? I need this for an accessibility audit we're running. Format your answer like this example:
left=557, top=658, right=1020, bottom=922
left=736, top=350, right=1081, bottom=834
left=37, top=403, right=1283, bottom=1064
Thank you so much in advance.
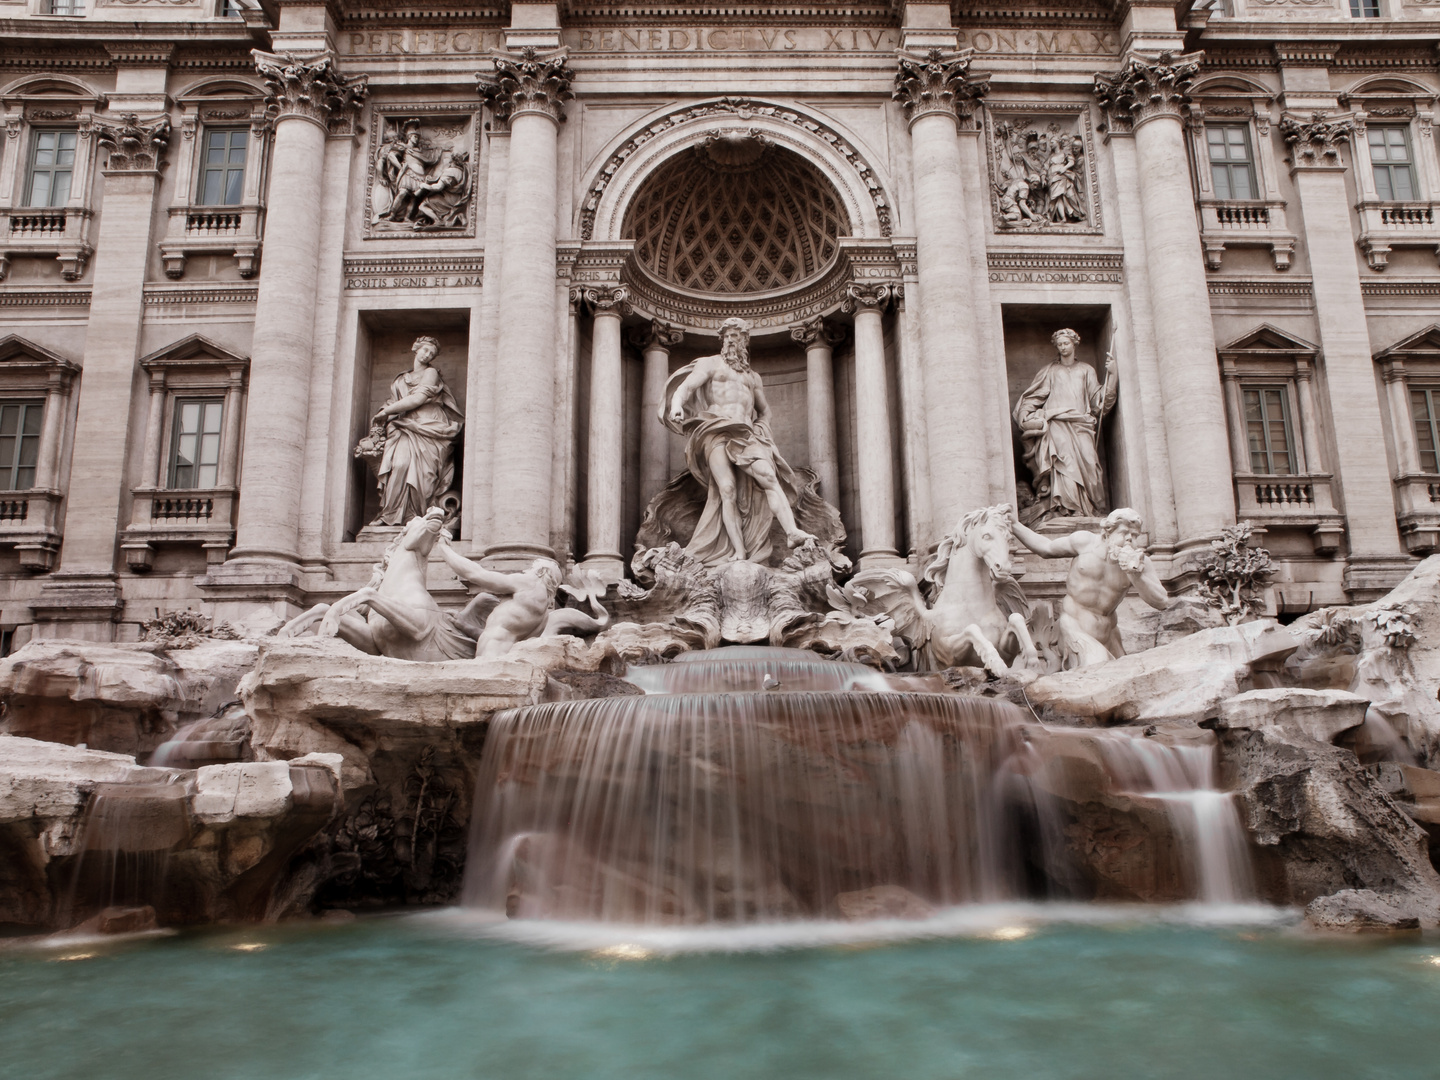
left=893, top=49, right=991, bottom=534
left=844, top=283, right=902, bottom=565
left=478, top=48, right=573, bottom=564
left=1094, top=53, right=1234, bottom=551
left=790, top=317, right=843, bottom=506
left=226, top=51, right=367, bottom=571
left=632, top=319, right=683, bottom=509
left=1280, top=113, right=1407, bottom=593
left=578, top=285, right=631, bottom=582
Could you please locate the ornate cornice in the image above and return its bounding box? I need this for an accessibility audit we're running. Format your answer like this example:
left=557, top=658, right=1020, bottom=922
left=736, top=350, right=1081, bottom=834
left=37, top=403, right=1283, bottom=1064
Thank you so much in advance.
left=95, top=114, right=170, bottom=172
left=630, top=319, right=684, bottom=351
left=1093, top=51, right=1202, bottom=131
left=476, top=47, right=574, bottom=126
left=252, top=50, right=369, bottom=131
left=572, top=283, right=632, bottom=316
left=790, top=316, right=845, bottom=348
left=1280, top=111, right=1352, bottom=169
left=841, top=281, right=900, bottom=312
left=892, top=48, right=990, bottom=130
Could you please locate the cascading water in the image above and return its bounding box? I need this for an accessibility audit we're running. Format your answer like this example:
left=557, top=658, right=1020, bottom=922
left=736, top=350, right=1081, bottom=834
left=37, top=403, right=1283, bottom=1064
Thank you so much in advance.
left=65, top=781, right=190, bottom=922
left=463, top=648, right=1257, bottom=924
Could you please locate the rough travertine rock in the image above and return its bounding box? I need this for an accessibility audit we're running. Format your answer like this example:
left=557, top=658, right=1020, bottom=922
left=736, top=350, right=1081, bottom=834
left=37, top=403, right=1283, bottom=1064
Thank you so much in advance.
left=1305, top=890, right=1422, bottom=933
left=1023, top=620, right=1299, bottom=724
left=835, top=885, right=936, bottom=921
left=0, top=639, right=258, bottom=757
left=1215, top=688, right=1369, bottom=744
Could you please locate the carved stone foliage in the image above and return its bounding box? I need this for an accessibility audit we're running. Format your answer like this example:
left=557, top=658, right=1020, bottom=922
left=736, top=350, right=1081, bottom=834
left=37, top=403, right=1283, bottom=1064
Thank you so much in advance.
left=366, top=110, right=478, bottom=237
left=95, top=114, right=170, bottom=172
left=1281, top=111, right=1354, bottom=168
left=252, top=50, right=369, bottom=130
left=475, top=47, right=575, bottom=125
left=1093, top=52, right=1202, bottom=131
left=892, top=48, right=990, bottom=128
left=985, top=106, right=1100, bottom=234
left=790, top=317, right=844, bottom=349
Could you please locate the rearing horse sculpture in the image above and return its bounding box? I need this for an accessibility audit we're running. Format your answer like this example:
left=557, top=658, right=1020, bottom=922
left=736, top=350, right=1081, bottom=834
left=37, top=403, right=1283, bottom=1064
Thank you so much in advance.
left=831, top=504, right=1039, bottom=675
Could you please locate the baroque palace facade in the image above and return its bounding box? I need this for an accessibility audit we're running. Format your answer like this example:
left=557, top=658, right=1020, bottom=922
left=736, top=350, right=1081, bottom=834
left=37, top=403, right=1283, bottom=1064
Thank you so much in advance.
left=1, top=0, right=1439, bottom=642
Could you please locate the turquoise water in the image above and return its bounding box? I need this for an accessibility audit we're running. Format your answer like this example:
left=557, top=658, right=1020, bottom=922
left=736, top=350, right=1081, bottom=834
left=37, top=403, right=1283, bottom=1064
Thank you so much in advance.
left=4, top=906, right=1440, bottom=1080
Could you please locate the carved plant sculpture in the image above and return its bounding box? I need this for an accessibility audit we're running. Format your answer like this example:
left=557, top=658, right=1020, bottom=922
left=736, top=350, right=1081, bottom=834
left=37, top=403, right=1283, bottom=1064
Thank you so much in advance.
left=1370, top=605, right=1417, bottom=651
left=1197, top=521, right=1274, bottom=625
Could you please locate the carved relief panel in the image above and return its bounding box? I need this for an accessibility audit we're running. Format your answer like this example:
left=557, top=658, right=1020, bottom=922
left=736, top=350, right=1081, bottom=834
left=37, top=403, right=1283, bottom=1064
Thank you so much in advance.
left=983, top=103, right=1101, bottom=235
left=364, top=107, right=479, bottom=239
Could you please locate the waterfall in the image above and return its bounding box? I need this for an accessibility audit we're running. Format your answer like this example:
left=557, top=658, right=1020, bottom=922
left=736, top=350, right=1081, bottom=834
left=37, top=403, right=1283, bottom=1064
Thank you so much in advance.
left=65, top=781, right=190, bottom=923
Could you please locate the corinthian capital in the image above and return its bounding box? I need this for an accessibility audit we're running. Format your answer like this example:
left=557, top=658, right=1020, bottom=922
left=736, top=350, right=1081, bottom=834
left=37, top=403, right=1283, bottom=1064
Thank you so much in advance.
left=630, top=319, right=684, bottom=352
left=95, top=114, right=170, bottom=171
left=477, top=47, right=575, bottom=126
left=892, top=48, right=990, bottom=129
left=842, top=282, right=901, bottom=313
left=572, top=283, right=631, bottom=316
left=1280, top=112, right=1353, bottom=169
left=252, top=50, right=369, bottom=130
left=1093, top=51, right=1202, bottom=130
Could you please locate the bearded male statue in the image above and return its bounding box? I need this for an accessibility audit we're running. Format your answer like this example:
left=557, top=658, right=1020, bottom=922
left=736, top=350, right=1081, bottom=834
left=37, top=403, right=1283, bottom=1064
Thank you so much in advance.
left=663, top=317, right=816, bottom=566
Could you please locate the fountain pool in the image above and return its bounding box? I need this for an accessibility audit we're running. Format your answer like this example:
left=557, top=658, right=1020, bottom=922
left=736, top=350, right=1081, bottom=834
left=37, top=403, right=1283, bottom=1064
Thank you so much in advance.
left=4, top=909, right=1439, bottom=1080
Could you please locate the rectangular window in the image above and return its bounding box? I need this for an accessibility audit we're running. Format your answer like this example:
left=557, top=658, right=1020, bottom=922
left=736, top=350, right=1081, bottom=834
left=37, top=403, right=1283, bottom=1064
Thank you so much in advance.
left=1243, top=386, right=1295, bottom=475
left=197, top=129, right=248, bottom=206
left=1369, top=125, right=1417, bottom=201
left=0, top=401, right=44, bottom=491
left=1206, top=124, right=1257, bottom=200
left=168, top=399, right=224, bottom=489
left=1350, top=0, right=1381, bottom=15
left=44, top=0, right=84, bottom=13
left=24, top=130, right=76, bottom=208
left=1412, top=387, right=1440, bottom=474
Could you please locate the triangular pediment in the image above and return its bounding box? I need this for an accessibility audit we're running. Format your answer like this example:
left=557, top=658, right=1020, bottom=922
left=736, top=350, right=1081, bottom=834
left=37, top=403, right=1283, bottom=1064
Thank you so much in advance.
left=1376, top=324, right=1440, bottom=361
left=138, top=333, right=249, bottom=370
left=0, top=334, right=78, bottom=371
left=1218, top=324, right=1319, bottom=356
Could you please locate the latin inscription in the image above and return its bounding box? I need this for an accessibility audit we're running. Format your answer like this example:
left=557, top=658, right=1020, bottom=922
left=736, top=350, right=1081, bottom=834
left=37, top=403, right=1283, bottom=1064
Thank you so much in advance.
left=988, top=271, right=1123, bottom=285
left=342, top=26, right=1119, bottom=56
left=345, top=274, right=483, bottom=290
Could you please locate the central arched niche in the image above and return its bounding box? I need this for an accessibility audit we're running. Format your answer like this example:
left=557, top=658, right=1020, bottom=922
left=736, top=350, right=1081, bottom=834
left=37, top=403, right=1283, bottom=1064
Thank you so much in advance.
left=623, top=135, right=850, bottom=295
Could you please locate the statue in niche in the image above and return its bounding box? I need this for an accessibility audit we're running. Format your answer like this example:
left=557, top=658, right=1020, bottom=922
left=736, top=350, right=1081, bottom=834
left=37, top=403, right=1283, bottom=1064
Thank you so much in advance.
left=1013, top=328, right=1117, bottom=525
left=1012, top=508, right=1170, bottom=669
left=663, top=317, right=817, bottom=566
left=372, top=117, right=472, bottom=232
left=356, top=335, right=463, bottom=526
left=993, top=120, right=1088, bottom=228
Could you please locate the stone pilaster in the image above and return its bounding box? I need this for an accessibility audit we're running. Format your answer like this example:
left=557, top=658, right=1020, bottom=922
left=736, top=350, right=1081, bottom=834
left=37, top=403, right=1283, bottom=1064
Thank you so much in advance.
left=1281, top=111, right=1410, bottom=597
left=36, top=111, right=172, bottom=637
left=1093, top=52, right=1235, bottom=555
left=632, top=319, right=683, bottom=510
left=477, top=48, right=574, bottom=564
left=842, top=283, right=902, bottom=566
left=218, top=51, right=367, bottom=587
left=790, top=317, right=844, bottom=507
left=893, top=48, right=992, bottom=535
left=577, top=284, right=631, bottom=582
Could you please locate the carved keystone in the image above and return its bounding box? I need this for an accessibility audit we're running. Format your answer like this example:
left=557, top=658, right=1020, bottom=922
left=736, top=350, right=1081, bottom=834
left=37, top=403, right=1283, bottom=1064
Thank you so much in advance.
left=476, top=47, right=576, bottom=126
left=893, top=48, right=990, bottom=129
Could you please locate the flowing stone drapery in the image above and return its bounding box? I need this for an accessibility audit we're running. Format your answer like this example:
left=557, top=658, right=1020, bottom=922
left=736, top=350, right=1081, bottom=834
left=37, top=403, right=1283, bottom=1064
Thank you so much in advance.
left=579, top=285, right=631, bottom=581
left=893, top=49, right=992, bottom=534
left=842, top=284, right=901, bottom=565
left=790, top=317, right=843, bottom=507
left=227, top=51, right=367, bottom=569
left=634, top=320, right=683, bottom=510
left=478, top=48, right=574, bottom=564
left=1094, top=54, right=1234, bottom=551
left=1280, top=112, right=1408, bottom=595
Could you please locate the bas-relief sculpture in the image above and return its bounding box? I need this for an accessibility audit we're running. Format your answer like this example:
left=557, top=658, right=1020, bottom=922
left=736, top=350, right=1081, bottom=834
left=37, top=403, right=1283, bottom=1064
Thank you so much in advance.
left=992, top=118, right=1088, bottom=229
left=354, top=335, right=464, bottom=527
left=370, top=116, right=474, bottom=233
left=1013, top=328, right=1118, bottom=525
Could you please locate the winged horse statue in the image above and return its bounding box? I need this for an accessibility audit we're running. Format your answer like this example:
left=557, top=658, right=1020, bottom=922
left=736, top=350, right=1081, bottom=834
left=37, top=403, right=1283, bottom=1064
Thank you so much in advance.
left=830, top=504, right=1041, bottom=676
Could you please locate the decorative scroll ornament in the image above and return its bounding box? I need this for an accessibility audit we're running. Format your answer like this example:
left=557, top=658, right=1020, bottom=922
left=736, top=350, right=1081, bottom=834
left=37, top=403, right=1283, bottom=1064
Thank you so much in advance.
left=95, top=114, right=170, bottom=171
left=631, top=320, right=684, bottom=352
left=252, top=50, right=369, bottom=128
left=1280, top=111, right=1353, bottom=168
left=790, top=317, right=845, bottom=348
left=841, top=281, right=901, bottom=312
left=892, top=48, right=990, bottom=128
left=571, top=283, right=632, bottom=316
left=1093, top=52, right=1203, bottom=129
left=476, top=47, right=575, bottom=125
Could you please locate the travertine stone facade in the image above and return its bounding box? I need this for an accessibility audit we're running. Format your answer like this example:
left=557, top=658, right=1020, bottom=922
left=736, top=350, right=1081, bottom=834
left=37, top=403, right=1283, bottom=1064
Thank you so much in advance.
left=3, top=0, right=1440, bottom=642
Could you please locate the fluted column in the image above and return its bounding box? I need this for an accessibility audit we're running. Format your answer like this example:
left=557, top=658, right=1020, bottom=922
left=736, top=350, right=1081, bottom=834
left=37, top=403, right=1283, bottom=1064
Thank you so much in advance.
left=1095, top=54, right=1234, bottom=551
left=1280, top=112, right=1407, bottom=592
left=632, top=319, right=683, bottom=509
left=227, top=51, right=367, bottom=569
left=790, top=317, right=843, bottom=506
left=579, top=285, right=630, bottom=581
left=844, top=283, right=901, bottom=565
left=893, top=49, right=991, bottom=531
left=478, top=48, right=573, bottom=563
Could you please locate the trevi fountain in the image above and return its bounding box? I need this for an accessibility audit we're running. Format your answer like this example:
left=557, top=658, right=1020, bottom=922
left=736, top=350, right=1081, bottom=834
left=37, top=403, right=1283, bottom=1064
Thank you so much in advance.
left=3, top=1, right=1440, bottom=1077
